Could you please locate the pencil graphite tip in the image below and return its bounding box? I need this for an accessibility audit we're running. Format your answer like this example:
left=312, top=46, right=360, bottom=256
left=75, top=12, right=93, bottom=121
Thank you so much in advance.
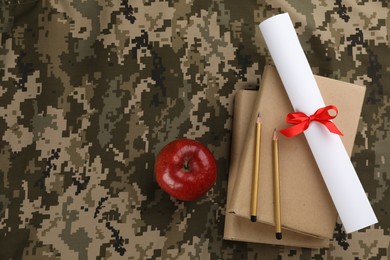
left=273, top=129, right=278, bottom=140
left=256, top=112, right=261, bottom=123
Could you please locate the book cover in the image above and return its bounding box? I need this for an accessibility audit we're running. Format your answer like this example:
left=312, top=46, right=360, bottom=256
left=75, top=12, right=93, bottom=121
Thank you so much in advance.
left=224, top=88, right=329, bottom=248
left=227, top=66, right=366, bottom=239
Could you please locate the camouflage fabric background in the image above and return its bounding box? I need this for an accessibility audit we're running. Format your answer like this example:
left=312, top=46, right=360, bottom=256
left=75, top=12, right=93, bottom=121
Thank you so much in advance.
left=0, top=0, right=388, bottom=259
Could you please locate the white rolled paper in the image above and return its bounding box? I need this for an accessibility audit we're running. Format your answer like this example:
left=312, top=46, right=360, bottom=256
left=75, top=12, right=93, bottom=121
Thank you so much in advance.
left=259, top=13, right=377, bottom=233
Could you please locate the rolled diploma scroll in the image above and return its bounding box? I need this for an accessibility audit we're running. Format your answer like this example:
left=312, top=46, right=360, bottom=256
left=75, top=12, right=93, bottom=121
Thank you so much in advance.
left=259, top=13, right=377, bottom=233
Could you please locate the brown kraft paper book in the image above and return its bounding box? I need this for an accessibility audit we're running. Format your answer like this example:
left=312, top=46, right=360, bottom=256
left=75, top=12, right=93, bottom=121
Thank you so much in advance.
left=224, top=88, right=330, bottom=248
left=227, top=66, right=366, bottom=240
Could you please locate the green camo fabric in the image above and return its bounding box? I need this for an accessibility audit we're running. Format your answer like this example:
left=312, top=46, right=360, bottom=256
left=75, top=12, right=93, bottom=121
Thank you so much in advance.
left=0, top=0, right=389, bottom=259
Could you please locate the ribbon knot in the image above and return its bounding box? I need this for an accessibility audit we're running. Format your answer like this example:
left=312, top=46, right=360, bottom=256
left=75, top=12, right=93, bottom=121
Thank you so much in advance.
left=280, top=105, right=344, bottom=138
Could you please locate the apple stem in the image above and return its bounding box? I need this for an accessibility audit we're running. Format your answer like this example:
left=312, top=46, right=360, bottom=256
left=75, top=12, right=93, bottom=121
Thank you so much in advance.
left=183, top=158, right=190, bottom=171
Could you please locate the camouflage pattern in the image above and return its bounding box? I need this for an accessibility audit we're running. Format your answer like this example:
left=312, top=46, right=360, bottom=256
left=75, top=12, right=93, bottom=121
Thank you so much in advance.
left=0, top=0, right=388, bottom=259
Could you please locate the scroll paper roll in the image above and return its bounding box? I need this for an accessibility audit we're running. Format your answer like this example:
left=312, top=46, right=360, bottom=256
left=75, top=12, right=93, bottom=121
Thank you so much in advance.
left=259, top=13, right=377, bottom=233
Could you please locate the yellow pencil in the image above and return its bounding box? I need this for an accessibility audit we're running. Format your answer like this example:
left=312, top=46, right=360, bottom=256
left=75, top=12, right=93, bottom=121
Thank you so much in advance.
left=272, top=129, right=282, bottom=239
left=251, top=112, right=262, bottom=222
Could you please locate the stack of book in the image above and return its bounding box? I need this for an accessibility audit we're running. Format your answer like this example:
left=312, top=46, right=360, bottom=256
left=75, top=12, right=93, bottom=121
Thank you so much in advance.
left=223, top=66, right=366, bottom=248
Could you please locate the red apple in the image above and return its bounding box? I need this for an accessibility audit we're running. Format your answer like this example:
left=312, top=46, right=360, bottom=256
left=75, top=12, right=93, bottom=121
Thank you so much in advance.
left=154, top=138, right=217, bottom=201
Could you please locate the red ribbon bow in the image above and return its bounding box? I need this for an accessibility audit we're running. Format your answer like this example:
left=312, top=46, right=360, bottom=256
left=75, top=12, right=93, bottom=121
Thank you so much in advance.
left=280, top=105, right=344, bottom=138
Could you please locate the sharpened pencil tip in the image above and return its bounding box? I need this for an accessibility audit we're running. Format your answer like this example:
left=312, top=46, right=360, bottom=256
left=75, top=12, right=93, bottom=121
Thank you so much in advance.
left=273, top=129, right=278, bottom=140
left=256, top=112, right=261, bottom=123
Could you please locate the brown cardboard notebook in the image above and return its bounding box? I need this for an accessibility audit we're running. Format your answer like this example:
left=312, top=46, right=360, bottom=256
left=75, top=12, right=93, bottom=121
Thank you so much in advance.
left=227, top=66, right=366, bottom=240
left=223, top=89, right=329, bottom=248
